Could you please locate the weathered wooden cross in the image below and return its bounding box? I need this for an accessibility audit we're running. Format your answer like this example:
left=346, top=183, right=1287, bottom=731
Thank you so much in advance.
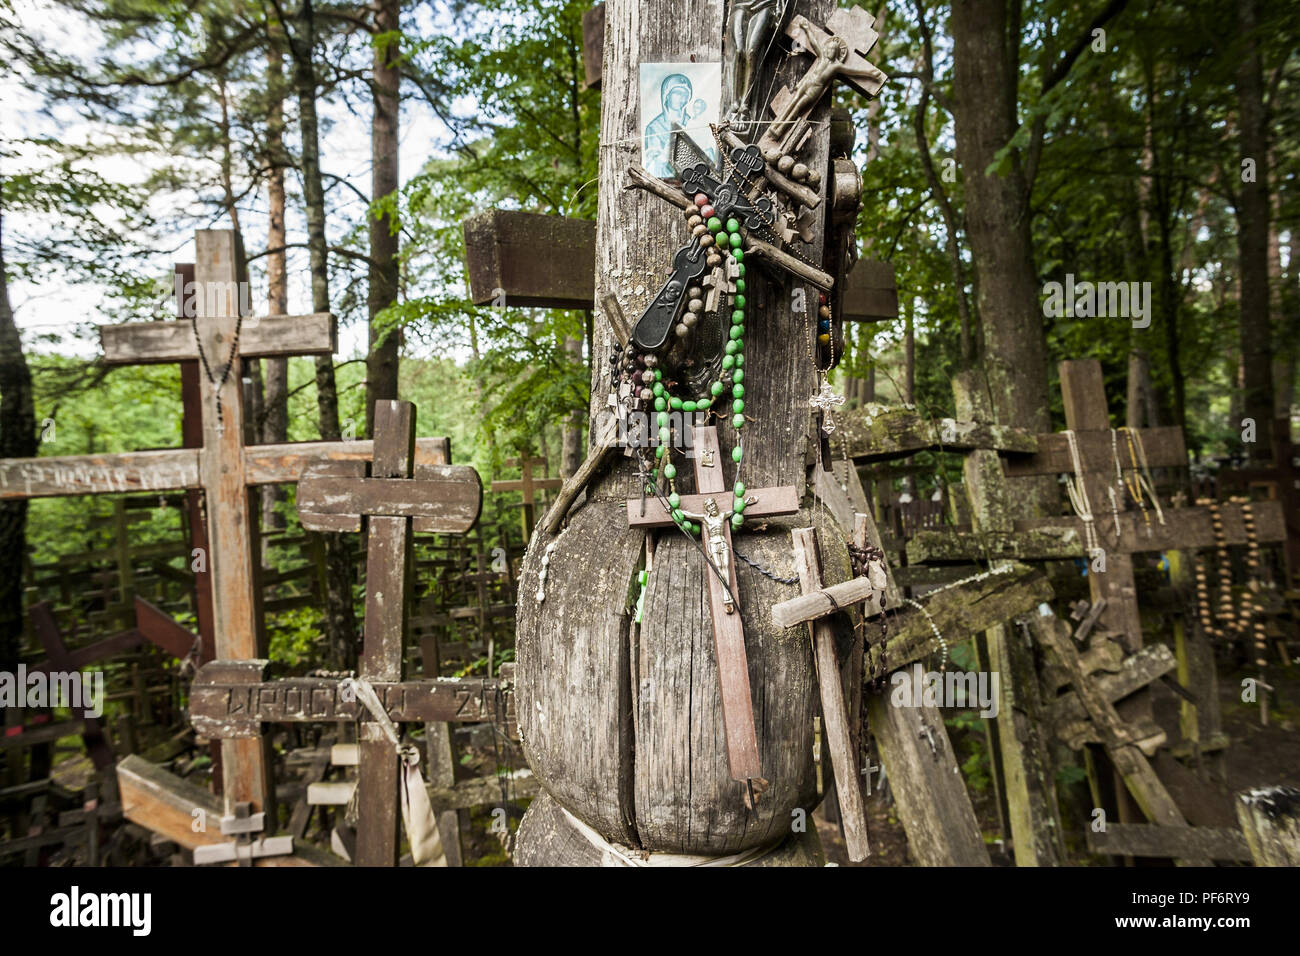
left=625, top=426, right=797, bottom=788
left=907, top=360, right=1285, bottom=649
left=760, top=8, right=887, bottom=156
left=0, top=231, right=452, bottom=823
left=490, top=455, right=562, bottom=541
left=189, top=399, right=507, bottom=866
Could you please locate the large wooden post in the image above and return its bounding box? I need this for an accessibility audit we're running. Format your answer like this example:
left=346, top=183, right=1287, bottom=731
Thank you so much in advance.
left=514, top=0, right=851, bottom=864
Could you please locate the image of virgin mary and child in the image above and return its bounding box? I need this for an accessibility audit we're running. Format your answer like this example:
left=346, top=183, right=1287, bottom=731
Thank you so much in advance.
left=642, top=71, right=718, bottom=179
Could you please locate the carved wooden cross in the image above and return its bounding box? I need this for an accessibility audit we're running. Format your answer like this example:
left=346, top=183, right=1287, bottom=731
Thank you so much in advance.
left=490, top=456, right=562, bottom=540
left=760, top=7, right=886, bottom=156
left=625, top=426, right=797, bottom=788
left=0, top=231, right=449, bottom=822
left=191, top=399, right=494, bottom=866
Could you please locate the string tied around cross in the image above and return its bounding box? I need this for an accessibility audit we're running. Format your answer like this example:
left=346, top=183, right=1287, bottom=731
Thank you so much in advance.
left=1063, top=429, right=1101, bottom=557
left=340, top=677, right=446, bottom=867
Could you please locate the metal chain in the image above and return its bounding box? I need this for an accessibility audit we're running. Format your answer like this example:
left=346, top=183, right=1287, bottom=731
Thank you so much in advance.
left=190, top=312, right=244, bottom=432
left=732, top=547, right=799, bottom=585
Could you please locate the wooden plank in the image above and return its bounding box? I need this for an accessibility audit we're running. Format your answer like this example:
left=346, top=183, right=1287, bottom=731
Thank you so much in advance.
left=1017, top=499, right=1286, bottom=550
left=868, top=667, right=990, bottom=865
left=1004, top=426, right=1187, bottom=476
left=909, top=500, right=1286, bottom=561
left=864, top=566, right=1053, bottom=679
left=907, top=527, right=1082, bottom=562
left=1046, top=643, right=1177, bottom=730
left=841, top=259, right=898, bottom=321
left=116, top=755, right=341, bottom=866
left=840, top=404, right=1038, bottom=462
left=581, top=3, right=605, bottom=89
left=428, top=770, right=539, bottom=815
left=297, top=469, right=482, bottom=533
left=460, top=208, right=895, bottom=320
left=0, top=720, right=85, bottom=750
left=626, top=484, right=798, bottom=527
left=694, top=426, right=761, bottom=783
left=242, top=436, right=449, bottom=485
left=1058, top=359, right=1142, bottom=656
left=0, top=449, right=198, bottom=499
left=771, top=574, right=884, bottom=628
left=1169, top=548, right=1222, bottom=764
left=1235, top=786, right=1300, bottom=865
left=134, top=597, right=197, bottom=659
left=952, top=368, right=1063, bottom=867
left=31, top=629, right=143, bottom=672
left=1087, top=823, right=1251, bottom=861
left=194, top=229, right=270, bottom=818
left=27, top=604, right=115, bottom=770
left=307, top=781, right=354, bottom=806
left=1030, top=606, right=1209, bottom=864
left=463, top=210, right=597, bottom=309
left=100, top=312, right=336, bottom=364
left=355, top=400, right=414, bottom=866
left=791, top=527, right=869, bottom=861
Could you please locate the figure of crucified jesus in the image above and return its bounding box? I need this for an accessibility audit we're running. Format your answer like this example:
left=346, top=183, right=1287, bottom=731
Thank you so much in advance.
left=724, top=0, right=790, bottom=130
left=680, top=497, right=737, bottom=613
left=769, top=19, right=887, bottom=144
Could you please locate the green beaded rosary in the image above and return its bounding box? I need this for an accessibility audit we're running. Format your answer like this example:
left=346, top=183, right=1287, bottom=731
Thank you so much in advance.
left=644, top=191, right=753, bottom=539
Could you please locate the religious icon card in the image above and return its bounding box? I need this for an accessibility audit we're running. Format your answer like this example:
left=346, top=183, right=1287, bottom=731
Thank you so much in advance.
left=639, top=61, right=721, bottom=179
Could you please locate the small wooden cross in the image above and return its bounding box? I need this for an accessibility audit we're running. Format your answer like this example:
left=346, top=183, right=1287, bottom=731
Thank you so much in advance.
left=491, top=456, right=562, bottom=540
left=760, top=7, right=887, bottom=156
left=790, top=526, right=870, bottom=862
left=625, top=426, right=798, bottom=788
left=190, top=403, right=498, bottom=867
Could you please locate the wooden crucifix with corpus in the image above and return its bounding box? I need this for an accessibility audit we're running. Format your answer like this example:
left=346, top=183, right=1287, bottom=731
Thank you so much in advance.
left=759, top=7, right=886, bottom=156
left=625, top=426, right=797, bottom=793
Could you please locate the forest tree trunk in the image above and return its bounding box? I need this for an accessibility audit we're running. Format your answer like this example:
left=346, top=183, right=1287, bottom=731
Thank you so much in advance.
left=291, top=0, right=358, bottom=670
left=1235, top=0, right=1274, bottom=462
left=0, top=209, right=35, bottom=675
left=263, top=39, right=290, bottom=533
left=950, top=0, right=1053, bottom=500
left=366, top=0, right=401, bottom=437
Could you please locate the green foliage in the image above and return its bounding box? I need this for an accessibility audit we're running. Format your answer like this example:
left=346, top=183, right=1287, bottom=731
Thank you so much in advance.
left=24, top=355, right=183, bottom=564
left=945, top=708, right=991, bottom=792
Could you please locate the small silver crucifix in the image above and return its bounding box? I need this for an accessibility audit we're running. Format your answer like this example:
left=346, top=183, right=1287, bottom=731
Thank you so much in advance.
left=810, top=380, right=846, bottom=434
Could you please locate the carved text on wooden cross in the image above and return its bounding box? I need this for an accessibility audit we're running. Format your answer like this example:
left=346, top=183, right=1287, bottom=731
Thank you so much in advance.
left=296, top=399, right=480, bottom=865
left=625, top=426, right=798, bottom=785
